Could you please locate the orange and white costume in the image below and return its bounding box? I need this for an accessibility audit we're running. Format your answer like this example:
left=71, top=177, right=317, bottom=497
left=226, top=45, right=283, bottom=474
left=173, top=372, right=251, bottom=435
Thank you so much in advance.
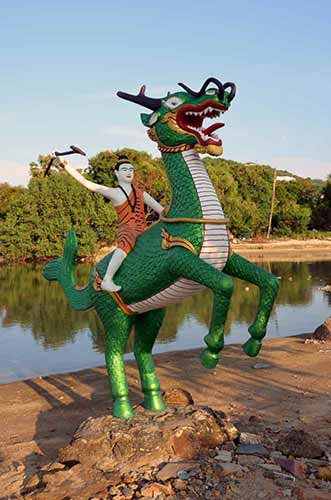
left=115, top=184, right=147, bottom=254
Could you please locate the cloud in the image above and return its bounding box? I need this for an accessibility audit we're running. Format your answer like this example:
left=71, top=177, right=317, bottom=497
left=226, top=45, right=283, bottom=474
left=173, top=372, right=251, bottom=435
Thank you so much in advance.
left=268, top=156, right=331, bottom=180
left=0, top=160, right=30, bottom=186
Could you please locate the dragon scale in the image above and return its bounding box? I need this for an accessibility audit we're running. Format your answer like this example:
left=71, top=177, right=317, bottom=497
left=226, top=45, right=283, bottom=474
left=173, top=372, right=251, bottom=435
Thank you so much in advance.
left=129, top=149, right=229, bottom=313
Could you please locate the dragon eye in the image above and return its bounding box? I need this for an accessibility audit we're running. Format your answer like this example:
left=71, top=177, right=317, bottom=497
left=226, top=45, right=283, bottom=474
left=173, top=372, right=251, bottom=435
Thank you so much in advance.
left=206, top=88, right=217, bottom=95
left=163, top=97, right=183, bottom=109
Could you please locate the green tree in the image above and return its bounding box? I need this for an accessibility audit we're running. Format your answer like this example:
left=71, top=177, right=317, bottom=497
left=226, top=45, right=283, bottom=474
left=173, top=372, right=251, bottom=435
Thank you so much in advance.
left=311, top=174, right=331, bottom=231
left=0, top=158, right=117, bottom=260
left=0, top=183, right=26, bottom=219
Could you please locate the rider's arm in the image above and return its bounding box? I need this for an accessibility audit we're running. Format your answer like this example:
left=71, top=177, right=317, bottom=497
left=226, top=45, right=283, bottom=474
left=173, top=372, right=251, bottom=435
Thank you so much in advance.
left=143, top=192, right=164, bottom=215
left=60, top=160, right=117, bottom=201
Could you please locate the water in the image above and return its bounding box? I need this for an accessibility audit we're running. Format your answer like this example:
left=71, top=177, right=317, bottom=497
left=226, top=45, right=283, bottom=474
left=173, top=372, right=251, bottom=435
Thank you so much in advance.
left=1, top=259, right=331, bottom=383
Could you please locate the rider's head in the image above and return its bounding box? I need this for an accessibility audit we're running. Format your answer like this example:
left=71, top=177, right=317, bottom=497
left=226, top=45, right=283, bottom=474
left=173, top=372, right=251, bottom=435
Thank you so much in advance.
left=114, top=155, right=134, bottom=183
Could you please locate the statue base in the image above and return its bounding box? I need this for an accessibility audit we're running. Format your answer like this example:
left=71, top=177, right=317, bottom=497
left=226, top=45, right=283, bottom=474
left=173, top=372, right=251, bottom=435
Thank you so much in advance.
left=22, top=390, right=238, bottom=499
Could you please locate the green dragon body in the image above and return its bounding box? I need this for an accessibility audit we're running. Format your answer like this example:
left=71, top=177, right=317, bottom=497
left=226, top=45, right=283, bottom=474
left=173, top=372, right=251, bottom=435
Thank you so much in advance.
left=44, top=77, right=280, bottom=419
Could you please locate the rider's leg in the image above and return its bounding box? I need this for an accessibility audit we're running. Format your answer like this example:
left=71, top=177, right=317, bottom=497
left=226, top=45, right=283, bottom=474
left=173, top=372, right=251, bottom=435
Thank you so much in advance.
left=101, top=248, right=127, bottom=293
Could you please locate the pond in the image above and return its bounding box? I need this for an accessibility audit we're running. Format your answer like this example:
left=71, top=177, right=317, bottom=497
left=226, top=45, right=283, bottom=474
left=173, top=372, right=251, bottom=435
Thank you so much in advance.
left=1, top=259, right=331, bottom=383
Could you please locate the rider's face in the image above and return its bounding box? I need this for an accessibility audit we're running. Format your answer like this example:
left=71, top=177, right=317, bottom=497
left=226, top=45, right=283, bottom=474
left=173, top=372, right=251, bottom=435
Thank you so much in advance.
left=116, top=163, right=134, bottom=183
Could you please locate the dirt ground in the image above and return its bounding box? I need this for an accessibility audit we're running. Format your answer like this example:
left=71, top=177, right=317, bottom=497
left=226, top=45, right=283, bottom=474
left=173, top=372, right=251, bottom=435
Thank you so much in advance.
left=1, top=334, right=331, bottom=498
left=232, top=238, right=331, bottom=262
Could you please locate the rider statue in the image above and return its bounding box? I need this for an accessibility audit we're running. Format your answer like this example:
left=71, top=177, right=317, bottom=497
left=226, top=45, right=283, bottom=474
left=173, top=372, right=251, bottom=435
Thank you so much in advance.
left=58, top=154, right=164, bottom=293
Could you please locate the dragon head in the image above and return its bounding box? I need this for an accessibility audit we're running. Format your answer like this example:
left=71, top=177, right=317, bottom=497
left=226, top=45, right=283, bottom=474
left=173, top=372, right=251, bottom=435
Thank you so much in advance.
left=117, top=77, right=236, bottom=156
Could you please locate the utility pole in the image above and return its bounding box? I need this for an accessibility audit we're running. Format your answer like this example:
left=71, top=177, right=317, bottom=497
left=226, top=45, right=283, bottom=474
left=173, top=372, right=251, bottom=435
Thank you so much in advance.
left=267, top=168, right=277, bottom=239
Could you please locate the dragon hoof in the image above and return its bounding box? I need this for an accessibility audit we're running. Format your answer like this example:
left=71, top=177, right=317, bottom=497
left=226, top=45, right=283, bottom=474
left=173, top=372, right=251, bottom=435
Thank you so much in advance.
left=144, top=391, right=167, bottom=413
left=200, top=349, right=219, bottom=369
left=113, top=397, right=136, bottom=419
left=242, top=338, right=262, bottom=357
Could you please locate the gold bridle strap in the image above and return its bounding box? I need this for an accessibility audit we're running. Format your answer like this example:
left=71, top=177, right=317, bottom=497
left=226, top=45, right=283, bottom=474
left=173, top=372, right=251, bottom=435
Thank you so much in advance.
left=160, top=215, right=229, bottom=225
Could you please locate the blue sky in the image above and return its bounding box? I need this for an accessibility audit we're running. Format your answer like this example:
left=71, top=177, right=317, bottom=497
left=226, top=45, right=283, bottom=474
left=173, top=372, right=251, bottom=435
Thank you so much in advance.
left=1, top=0, right=330, bottom=185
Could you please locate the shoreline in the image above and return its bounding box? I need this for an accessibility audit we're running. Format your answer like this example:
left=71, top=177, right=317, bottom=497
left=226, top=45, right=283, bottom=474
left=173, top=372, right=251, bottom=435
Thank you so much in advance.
left=96, top=238, right=331, bottom=263
left=1, top=237, right=331, bottom=265
left=1, top=334, right=331, bottom=497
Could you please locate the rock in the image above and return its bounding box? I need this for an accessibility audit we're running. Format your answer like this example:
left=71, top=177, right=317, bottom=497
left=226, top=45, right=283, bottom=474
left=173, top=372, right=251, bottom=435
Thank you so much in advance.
left=173, top=479, right=187, bottom=491
left=177, top=470, right=190, bottom=480
left=276, top=429, right=323, bottom=458
left=253, top=362, right=272, bottom=369
left=140, top=482, right=174, bottom=497
left=214, top=450, right=232, bottom=462
left=41, top=462, right=66, bottom=473
left=121, top=486, right=134, bottom=498
left=276, top=457, right=307, bottom=479
left=219, top=463, right=243, bottom=476
left=59, top=406, right=238, bottom=471
left=258, top=463, right=282, bottom=472
left=22, top=473, right=42, bottom=491
left=0, top=462, right=25, bottom=499
left=236, top=444, right=270, bottom=457
left=163, top=388, right=194, bottom=406
left=239, top=432, right=261, bottom=445
left=109, top=486, right=122, bottom=496
left=264, top=470, right=296, bottom=482
left=222, top=440, right=236, bottom=452
left=19, top=406, right=239, bottom=499
left=237, top=455, right=264, bottom=466
left=294, top=486, right=331, bottom=500
left=283, top=489, right=292, bottom=497
left=270, top=451, right=284, bottom=460
left=156, top=462, right=198, bottom=481
left=248, top=414, right=263, bottom=424
left=313, top=317, right=331, bottom=341
left=306, top=458, right=330, bottom=468
left=317, top=466, right=331, bottom=481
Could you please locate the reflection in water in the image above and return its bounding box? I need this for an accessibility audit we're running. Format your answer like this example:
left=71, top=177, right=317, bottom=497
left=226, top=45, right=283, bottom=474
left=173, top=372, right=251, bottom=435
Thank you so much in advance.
left=1, top=259, right=331, bottom=382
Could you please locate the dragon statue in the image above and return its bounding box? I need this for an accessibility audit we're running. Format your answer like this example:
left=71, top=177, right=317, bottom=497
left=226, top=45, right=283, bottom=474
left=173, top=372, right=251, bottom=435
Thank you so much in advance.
left=44, top=77, right=280, bottom=419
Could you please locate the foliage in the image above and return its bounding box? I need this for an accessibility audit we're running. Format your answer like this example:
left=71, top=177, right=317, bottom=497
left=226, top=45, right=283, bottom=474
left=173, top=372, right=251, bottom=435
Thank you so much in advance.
left=0, top=183, right=26, bottom=219
left=0, top=156, right=116, bottom=260
left=0, top=150, right=329, bottom=261
left=311, top=175, right=331, bottom=231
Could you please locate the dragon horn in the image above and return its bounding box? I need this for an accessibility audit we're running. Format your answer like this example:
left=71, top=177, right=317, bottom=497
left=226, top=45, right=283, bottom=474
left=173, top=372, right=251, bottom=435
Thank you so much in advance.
left=177, top=82, right=199, bottom=97
left=117, top=85, right=162, bottom=111
left=178, top=77, right=236, bottom=103
left=223, top=82, right=236, bottom=102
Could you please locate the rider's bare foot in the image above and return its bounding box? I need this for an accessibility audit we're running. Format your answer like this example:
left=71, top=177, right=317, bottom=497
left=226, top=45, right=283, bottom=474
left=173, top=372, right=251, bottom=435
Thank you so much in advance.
left=101, top=278, right=122, bottom=293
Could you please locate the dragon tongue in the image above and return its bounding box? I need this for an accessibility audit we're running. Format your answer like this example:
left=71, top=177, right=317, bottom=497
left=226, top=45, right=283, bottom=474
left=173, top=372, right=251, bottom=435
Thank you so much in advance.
left=203, top=122, right=224, bottom=135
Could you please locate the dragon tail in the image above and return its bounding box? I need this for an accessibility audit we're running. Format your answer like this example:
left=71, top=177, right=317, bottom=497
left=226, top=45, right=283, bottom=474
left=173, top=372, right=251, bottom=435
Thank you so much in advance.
left=43, top=229, right=93, bottom=311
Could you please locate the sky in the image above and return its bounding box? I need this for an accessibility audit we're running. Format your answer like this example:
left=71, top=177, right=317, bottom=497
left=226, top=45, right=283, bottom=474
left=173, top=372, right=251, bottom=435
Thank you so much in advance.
left=0, top=0, right=330, bottom=185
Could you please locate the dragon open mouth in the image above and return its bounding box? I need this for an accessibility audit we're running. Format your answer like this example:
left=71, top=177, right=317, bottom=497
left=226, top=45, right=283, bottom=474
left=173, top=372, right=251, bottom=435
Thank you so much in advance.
left=176, top=99, right=227, bottom=146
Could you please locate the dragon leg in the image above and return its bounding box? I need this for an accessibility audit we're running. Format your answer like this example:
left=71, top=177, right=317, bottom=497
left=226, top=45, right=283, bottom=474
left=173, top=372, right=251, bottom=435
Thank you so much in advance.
left=223, top=252, right=280, bottom=357
left=96, top=301, right=135, bottom=419
left=134, top=309, right=167, bottom=412
left=173, top=250, right=233, bottom=369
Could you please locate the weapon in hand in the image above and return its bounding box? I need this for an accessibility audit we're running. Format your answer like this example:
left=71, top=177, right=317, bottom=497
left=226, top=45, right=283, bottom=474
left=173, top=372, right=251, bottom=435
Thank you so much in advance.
left=44, top=145, right=86, bottom=177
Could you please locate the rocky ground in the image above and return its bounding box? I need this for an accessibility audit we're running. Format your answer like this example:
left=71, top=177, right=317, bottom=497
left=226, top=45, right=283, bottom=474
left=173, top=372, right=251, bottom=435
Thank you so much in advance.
left=0, top=332, right=331, bottom=499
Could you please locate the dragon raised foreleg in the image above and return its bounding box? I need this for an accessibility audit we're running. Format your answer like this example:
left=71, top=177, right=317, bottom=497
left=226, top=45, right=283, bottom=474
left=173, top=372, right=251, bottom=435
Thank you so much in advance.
left=134, top=308, right=167, bottom=413
left=172, top=249, right=234, bottom=369
left=223, top=252, right=280, bottom=356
